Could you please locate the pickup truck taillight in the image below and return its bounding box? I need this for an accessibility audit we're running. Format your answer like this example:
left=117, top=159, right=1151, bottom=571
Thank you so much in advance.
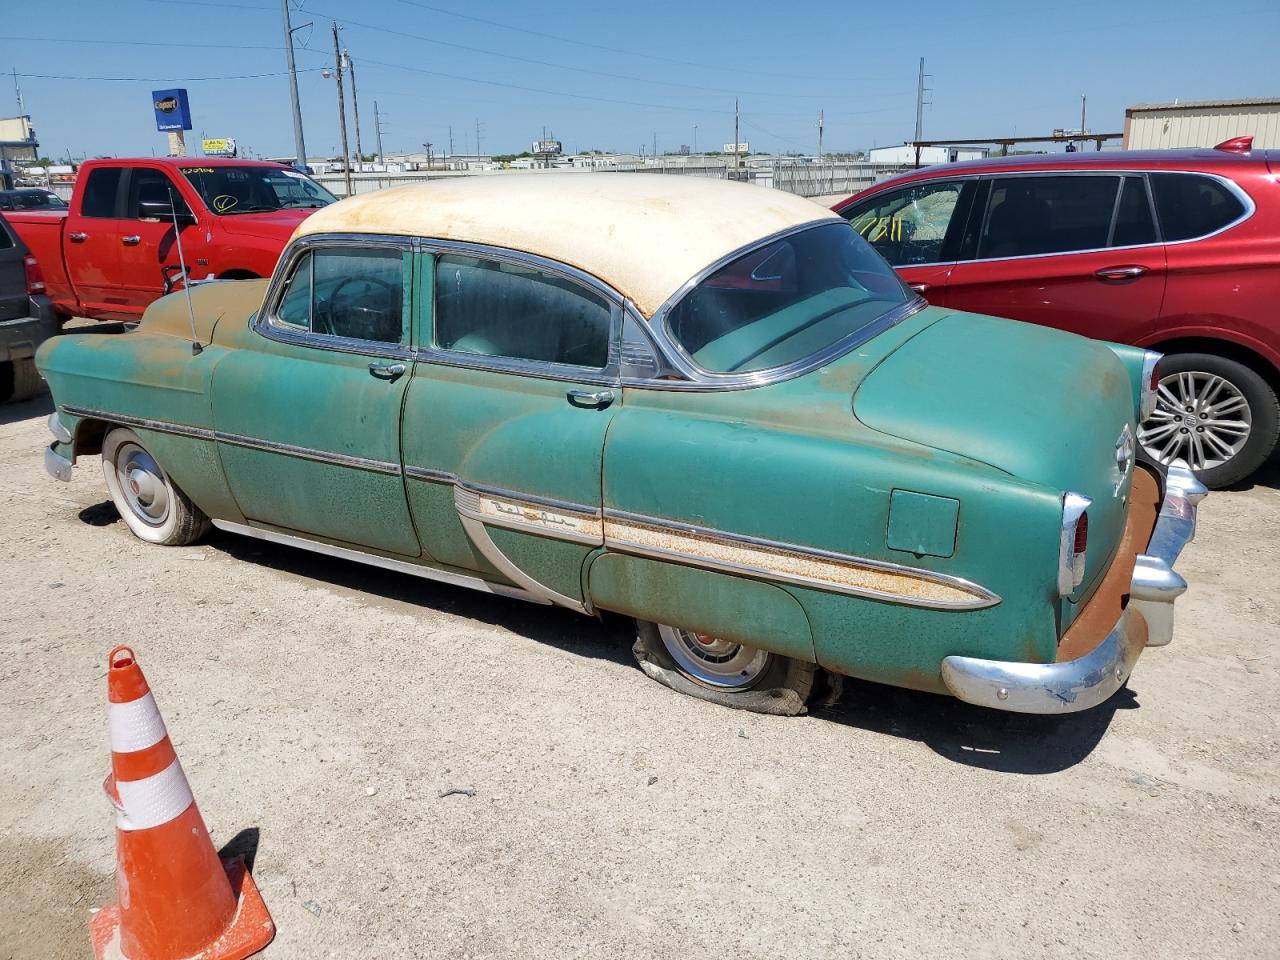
left=23, top=254, right=46, bottom=295
left=1058, top=492, right=1092, bottom=596
left=1140, top=350, right=1162, bottom=420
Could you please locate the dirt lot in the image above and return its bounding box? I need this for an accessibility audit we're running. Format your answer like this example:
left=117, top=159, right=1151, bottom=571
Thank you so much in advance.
left=1, top=387, right=1277, bottom=960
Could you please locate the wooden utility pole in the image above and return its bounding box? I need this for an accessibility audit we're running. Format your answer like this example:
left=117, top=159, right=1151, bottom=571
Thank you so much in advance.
left=817, top=109, right=824, bottom=159
left=345, top=50, right=363, bottom=171
left=330, top=22, right=351, bottom=195
left=734, top=97, right=740, bottom=175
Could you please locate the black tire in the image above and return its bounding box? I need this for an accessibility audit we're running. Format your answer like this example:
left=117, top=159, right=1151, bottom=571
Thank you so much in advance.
left=101, top=428, right=210, bottom=546
left=1139, top=352, right=1279, bottom=489
left=0, top=358, right=43, bottom=403
left=632, top=620, right=816, bottom=716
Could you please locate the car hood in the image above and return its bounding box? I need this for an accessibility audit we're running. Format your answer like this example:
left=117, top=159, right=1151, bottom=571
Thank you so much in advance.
left=137, top=278, right=270, bottom=342
left=213, top=208, right=318, bottom=241
left=853, top=312, right=1139, bottom=594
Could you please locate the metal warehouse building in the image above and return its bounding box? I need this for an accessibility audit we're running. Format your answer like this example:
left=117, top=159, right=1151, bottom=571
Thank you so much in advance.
left=1123, top=97, right=1280, bottom=149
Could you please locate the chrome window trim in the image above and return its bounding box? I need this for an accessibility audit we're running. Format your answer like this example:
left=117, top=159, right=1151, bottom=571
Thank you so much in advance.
left=255, top=233, right=417, bottom=360
left=645, top=220, right=927, bottom=391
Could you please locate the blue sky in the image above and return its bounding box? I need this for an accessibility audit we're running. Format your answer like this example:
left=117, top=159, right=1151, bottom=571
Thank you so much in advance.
left=3, top=0, right=1278, bottom=161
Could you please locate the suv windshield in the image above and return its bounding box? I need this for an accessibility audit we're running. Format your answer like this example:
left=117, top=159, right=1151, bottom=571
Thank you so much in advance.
left=177, top=165, right=336, bottom=214
left=664, top=222, right=913, bottom=374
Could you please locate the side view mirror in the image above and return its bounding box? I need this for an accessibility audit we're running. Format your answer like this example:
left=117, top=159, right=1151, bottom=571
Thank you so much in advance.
left=138, top=200, right=196, bottom=224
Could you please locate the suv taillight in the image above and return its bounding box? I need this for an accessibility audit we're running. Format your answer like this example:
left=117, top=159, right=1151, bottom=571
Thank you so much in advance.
left=1140, top=350, right=1162, bottom=420
left=1059, top=492, right=1092, bottom=596
left=23, top=254, right=45, bottom=295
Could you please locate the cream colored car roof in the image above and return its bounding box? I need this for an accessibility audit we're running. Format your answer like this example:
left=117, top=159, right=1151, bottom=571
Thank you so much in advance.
left=292, top=173, right=838, bottom=317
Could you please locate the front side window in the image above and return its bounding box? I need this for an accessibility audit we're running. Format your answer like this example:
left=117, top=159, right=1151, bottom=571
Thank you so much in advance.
left=434, top=254, right=612, bottom=369
left=1150, top=173, right=1246, bottom=242
left=664, top=222, right=912, bottom=374
left=127, top=169, right=192, bottom=220
left=272, top=247, right=405, bottom=344
left=842, top=181, right=967, bottom=266
left=978, top=175, right=1119, bottom=259
left=178, top=165, right=336, bottom=214
left=80, top=168, right=124, bottom=218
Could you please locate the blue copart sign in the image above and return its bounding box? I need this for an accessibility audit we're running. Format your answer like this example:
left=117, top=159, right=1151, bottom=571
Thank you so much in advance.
left=152, top=88, right=192, bottom=132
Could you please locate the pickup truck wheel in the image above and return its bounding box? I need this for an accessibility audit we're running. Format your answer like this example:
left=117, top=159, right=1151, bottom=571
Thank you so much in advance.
left=0, top=358, right=43, bottom=403
left=1138, top=353, right=1279, bottom=488
left=631, top=620, right=816, bottom=715
left=101, top=428, right=209, bottom=546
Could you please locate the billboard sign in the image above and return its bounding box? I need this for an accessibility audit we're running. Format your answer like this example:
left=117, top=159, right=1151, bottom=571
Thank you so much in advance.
left=723, top=142, right=749, bottom=154
left=532, top=139, right=562, bottom=156
left=202, top=137, right=237, bottom=157
left=152, top=89, right=192, bottom=132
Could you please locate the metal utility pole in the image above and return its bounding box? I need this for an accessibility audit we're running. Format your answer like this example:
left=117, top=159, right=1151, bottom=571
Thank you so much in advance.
left=12, top=68, right=23, bottom=113
left=475, top=118, right=482, bottom=158
left=693, top=124, right=698, bottom=154
left=448, top=125, right=454, bottom=158
left=652, top=131, right=657, bottom=159
left=1080, top=94, right=1087, bottom=151
left=914, top=58, right=927, bottom=144
left=734, top=97, right=741, bottom=174
left=280, top=0, right=308, bottom=169
left=373, top=100, right=385, bottom=164
left=817, top=109, right=824, bottom=159
left=330, top=22, right=352, bottom=195
left=344, top=50, right=364, bottom=171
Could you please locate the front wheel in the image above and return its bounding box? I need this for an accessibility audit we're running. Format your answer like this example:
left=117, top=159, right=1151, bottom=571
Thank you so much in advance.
left=101, top=428, right=210, bottom=545
left=1138, top=352, right=1279, bottom=488
left=631, top=620, right=816, bottom=715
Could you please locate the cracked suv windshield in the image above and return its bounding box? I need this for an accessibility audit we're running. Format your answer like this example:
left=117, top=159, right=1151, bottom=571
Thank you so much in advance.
left=179, top=165, right=337, bottom=214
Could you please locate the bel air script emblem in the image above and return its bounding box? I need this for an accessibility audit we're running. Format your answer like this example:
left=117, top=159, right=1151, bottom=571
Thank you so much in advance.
left=1114, top=424, right=1135, bottom=496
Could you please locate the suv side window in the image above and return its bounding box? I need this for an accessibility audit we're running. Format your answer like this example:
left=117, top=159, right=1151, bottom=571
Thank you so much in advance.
left=1110, top=176, right=1157, bottom=247
left=978, top=175, right=1119, bottom=258
left=272, top=247, right=406, bottom=344
left=434, top=253, right=612, bottom=369
left=80, top=168, right=124, bottom=218
left=1150, top=173, right=1246, bottom=241
left=841, top=181, right=969, bottom=266
left=126, top=168, right=192, bottom=220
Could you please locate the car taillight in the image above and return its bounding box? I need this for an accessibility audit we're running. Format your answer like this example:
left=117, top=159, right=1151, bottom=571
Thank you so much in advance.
left=23, top=254, right=45, bottom=295
left=1058, top=492, right=1092, bottom=596
left=1139, top=350, right=1162, bottom=420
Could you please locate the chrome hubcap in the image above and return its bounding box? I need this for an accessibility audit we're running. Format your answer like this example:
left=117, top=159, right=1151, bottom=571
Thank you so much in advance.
left=1138, top=370, right=1252, bottom=471
left=656, top=624, right=770, bottom=691
left=116, top=443, right=169, bottom=526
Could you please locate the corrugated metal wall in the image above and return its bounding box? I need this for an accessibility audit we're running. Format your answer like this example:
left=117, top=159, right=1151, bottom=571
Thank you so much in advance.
left=1125, top=104, right=1280, bottom=149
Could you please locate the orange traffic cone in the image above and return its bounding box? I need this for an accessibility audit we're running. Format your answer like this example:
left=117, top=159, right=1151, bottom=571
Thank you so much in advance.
left=90, top=646, right=275, bottom=960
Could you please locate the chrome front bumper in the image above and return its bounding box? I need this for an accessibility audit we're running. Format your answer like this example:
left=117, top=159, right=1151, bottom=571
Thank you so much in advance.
left=45, top=411, right=73, bottom=482
left=940, top=462, right=1207, bottom=714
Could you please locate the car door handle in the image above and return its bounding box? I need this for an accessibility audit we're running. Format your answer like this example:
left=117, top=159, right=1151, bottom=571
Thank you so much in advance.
left=68, top=232, right=88, bottom=243
left=122, top=235, right=141, bottom=246
left=368, top=361, right=406, bottom=381
left=567, top=388, right=615, bottom=408
left=1095, top=265, right=1147, bottom=282
left=908, top=282, right=931, bottom=294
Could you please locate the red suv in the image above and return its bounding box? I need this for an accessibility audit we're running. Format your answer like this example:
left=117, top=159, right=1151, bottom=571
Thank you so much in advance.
left=834, top=139, right=1279, bottom=487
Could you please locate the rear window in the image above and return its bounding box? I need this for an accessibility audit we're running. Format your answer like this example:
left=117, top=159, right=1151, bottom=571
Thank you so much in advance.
left=1150, top=173, right=1246, bottom=241
left=663, top=222, right=911, bottom=374
left=80, top=168, right=123, bottom=218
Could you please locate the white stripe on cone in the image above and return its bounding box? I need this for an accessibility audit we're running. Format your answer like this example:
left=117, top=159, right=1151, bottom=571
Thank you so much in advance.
left=115, top=758, right=195, bottom=831
left=108, top=691, right=168, bottom=754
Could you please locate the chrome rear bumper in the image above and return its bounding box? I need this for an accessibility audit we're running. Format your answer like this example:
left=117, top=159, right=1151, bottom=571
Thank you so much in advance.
left=940, top=461, right=1206, bottom=714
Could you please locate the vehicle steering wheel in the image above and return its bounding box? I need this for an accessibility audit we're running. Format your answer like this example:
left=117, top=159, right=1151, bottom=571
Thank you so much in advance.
left=315, top=275, right=398, bottom=339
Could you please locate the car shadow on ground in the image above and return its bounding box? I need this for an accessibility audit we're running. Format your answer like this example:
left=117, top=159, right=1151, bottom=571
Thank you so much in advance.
left=78, top=506, right=1130, bottom=773
left=0, top=391, right=52, bottom=426
left=1226, top=451, right=1280, bottom=492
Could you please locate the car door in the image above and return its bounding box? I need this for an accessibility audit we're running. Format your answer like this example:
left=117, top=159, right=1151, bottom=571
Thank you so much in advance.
left=62, top=165, right=131, bottom=318
left=837, top=178, right=978, bottom=301
left=210, top=239, right=420, bottom=555
left=116, top=166, right=208, bottom=310
left=941, top=173, right=1167, bottom=342
left=401, top=247, right=619, bottom=610
left=0, top=215, right=28, bottom=321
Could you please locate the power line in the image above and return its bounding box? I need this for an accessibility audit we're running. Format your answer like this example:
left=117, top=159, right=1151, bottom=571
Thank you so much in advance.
left=0, top=34, right=324, bottom=53
left=14, top=68, right=326, bottom=82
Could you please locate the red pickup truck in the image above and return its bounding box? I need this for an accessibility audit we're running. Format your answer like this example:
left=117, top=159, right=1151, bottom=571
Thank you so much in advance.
left=7, top=157, right=335, bottom=323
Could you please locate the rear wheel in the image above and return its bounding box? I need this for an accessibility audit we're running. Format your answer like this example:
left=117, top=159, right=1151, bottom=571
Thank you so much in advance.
left=631, top=620, right=816, bottom=715
left=1138, top=352, right=1279, bottom=488
left=101, top=428, right=209, bottom=545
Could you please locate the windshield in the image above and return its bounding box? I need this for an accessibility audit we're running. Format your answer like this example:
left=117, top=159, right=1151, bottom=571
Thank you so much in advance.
left=663, top=222, right=913, bottom=374
left=177, top=165, right=337, bottom=214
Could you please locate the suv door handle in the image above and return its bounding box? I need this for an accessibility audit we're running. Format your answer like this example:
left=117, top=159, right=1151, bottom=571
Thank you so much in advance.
left=368, top=361, right=406, bottom=381
left=122, top=235, right=141, bottom=246
left=1095, top=265, right=1147, bottom=282
left=567, top=388, right=615, bottom=408
left=68, top=232, right=88, bottom=243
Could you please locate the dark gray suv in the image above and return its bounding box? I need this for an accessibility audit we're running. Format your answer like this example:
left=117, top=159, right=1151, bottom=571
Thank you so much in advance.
left=0, top=211, right=56, bottom=402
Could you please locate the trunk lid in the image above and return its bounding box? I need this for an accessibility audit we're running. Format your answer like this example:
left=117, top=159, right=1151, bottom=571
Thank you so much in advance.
left=853, top=312, right=1138, bottom=599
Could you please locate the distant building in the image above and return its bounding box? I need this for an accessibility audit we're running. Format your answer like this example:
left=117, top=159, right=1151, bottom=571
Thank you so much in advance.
left=868, top=144, right=990, bottom=165
left=1123, top=97, right=1280, bottom=149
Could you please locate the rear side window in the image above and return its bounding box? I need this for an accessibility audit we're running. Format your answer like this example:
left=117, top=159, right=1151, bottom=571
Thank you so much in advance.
left=434, top=254, right=612, bottom=369
left=1150, top=173, right=1246, bottom=241
left=80, top=168, right=123, bottom=218
left=1110, top=176, right=1157, bottom=247
left=272, top=247, right=406, bottom=344
left=842, top=180, right=968, bottom=266
left=978, top=175, right=1119, bottom=258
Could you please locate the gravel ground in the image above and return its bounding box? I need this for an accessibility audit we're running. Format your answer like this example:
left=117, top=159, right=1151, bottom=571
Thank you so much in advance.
left=1, top=387, right=1277, bottom=960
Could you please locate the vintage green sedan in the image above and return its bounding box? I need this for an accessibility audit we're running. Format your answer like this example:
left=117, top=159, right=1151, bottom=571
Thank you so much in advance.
left=37, top=174, right=1204, bottom=715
